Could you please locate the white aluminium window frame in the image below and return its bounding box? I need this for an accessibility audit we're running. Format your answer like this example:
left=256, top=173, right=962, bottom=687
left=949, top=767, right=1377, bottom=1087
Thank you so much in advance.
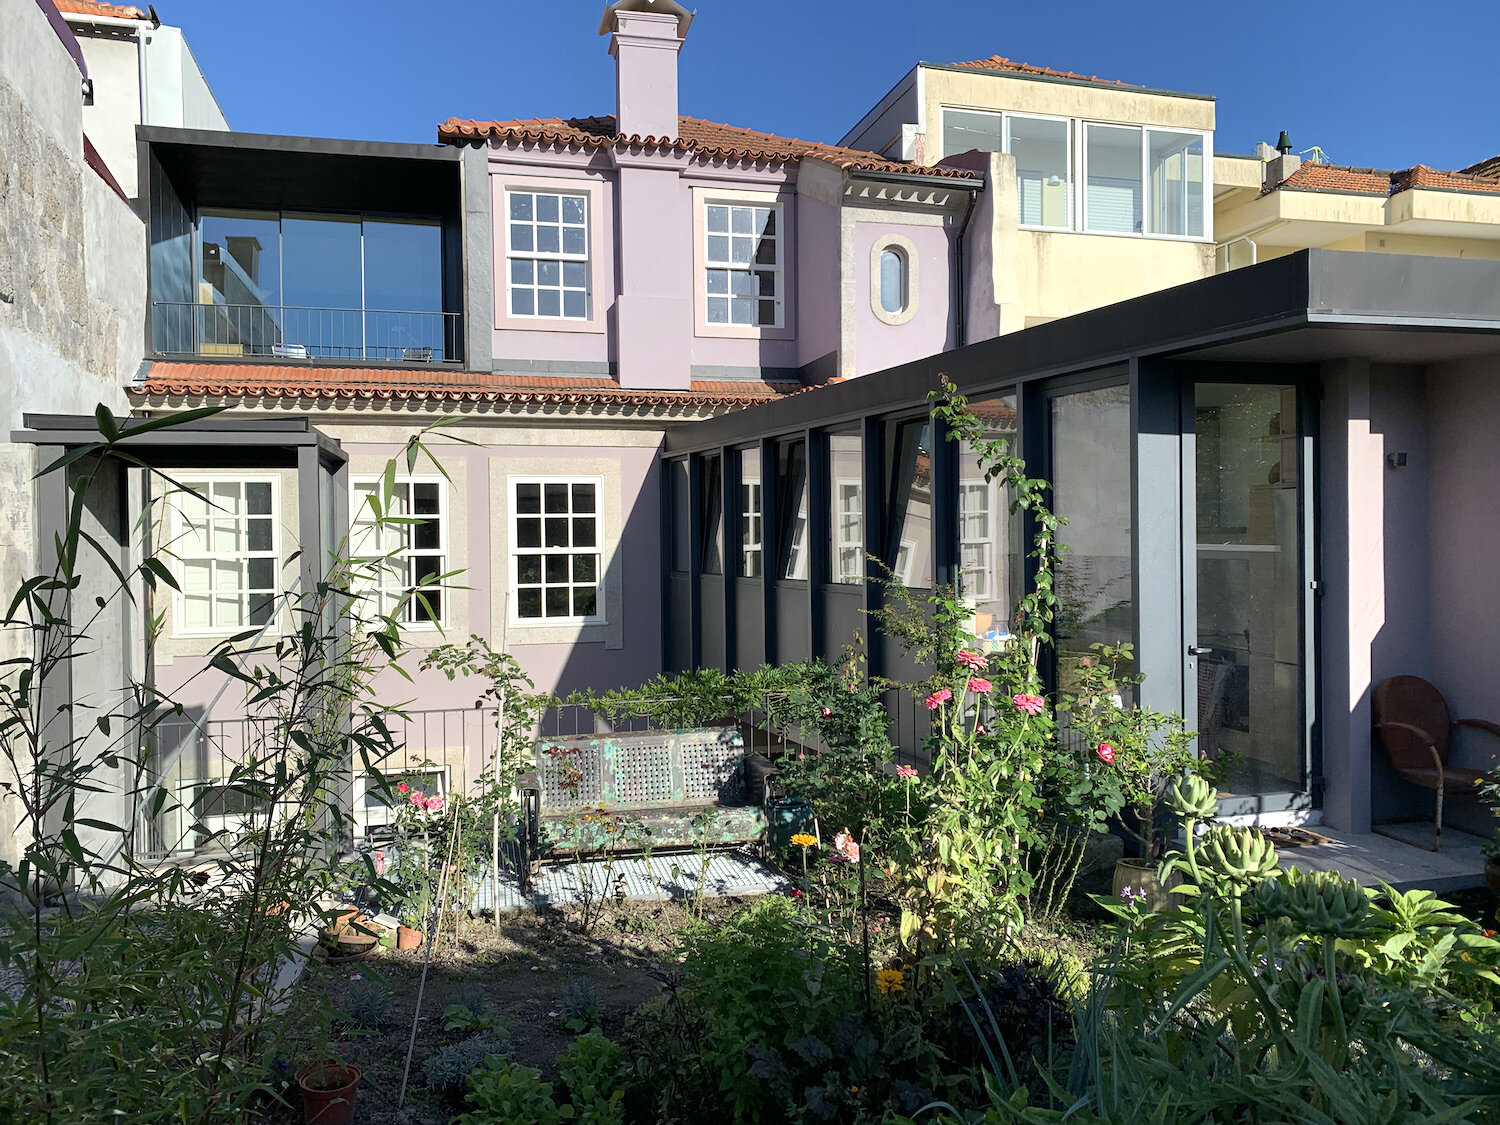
left=172, top=475, right=280, bottom=635
left=1079, top=121, right=1212, bottom=242
left=703, top=200, right=784, bottom=329
left=833, top=478, right=863, bottom=584
left=1004, top=111, right=1074, bottom=233
left=509, top=475, right=606, bottom=626
left=958, top=479, right=996, bottom=602
left=349, top=474, right=448, bottom=627
left=504, top=188, right=591, bottom=321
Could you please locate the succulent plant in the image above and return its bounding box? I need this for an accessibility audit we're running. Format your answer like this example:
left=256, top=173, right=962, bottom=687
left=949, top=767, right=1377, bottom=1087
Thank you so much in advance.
left=339, top=979, right=389, bottom=1029
left=1166, top=775, right=1218, bottom=822
left=449, top=982, right=489, bottom=1018
left=1199, top=826, right=1279, bottom=885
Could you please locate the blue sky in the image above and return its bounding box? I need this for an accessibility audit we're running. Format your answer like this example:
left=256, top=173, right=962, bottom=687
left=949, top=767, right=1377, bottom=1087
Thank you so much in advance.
left=180, top=0, right=1500, bottom=171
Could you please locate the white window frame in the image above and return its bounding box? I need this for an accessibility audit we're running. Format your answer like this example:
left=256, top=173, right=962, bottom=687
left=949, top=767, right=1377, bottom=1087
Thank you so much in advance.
left=937, top=105, right=1212, bottom=242
left=172, top=475, right=280, bottom=636
left=354, top=765, right=449, bottom=835
left=692, top=187, right=795, bottom=340
left=834, top=479, right=863, bottom=584
left=509, top=476, right=605, bottom=626
left=504, top=188, right=591, bottom=321
left=349, top=475, right=448, bottom=628
left=703, top=200, right=783, bottom=329
left=958, top=479, right=995, bottom=601
left=739, top=479, right=763, bottom=578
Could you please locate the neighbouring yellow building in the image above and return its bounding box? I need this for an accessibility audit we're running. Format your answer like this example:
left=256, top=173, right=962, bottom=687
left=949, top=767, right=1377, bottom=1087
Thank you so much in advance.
left=843, top=55, right=1500, bottom=333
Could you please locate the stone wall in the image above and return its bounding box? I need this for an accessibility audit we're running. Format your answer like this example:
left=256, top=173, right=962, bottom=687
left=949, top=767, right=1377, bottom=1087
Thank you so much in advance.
left=0, top=0, right=146, bottom=869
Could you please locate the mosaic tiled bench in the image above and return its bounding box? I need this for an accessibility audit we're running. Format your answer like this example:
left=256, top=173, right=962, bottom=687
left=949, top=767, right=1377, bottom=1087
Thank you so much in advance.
left=516, top=727, right=769, bottom=858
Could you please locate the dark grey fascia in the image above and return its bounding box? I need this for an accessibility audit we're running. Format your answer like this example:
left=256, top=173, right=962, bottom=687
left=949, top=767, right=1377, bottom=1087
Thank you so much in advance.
left=11, top=414, right=345, bottom=465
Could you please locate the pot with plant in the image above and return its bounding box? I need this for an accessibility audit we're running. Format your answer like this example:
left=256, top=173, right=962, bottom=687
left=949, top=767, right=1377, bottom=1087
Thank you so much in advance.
left=295, top=1058, right=360, bottom=1125
left=1064, top=644, right=1210, bottom=911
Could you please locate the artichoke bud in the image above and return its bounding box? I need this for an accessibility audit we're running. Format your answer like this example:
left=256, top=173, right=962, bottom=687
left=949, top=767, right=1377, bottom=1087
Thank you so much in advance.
left=1247, top=876, right=1289, bottom=919
left=1201, top=826, right=1280, bottom=884
left=1282, top=871, right=1370, bottom=936
left=1166, top=775, right=1218, bottom=821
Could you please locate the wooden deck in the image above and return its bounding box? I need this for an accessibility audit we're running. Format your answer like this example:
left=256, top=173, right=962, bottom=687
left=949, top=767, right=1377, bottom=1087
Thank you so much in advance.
left=1277, top=823, right=1488, bottom=896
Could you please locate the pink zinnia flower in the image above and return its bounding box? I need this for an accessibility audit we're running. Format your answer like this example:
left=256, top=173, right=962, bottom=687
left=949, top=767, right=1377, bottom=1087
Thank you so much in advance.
left=924, top=688, right=953, bottom=710
left=830, top=829, right=860, bottom=864
left=1096, top=743, right=1116, bottom=765
left=967, top=678, right=993, bottom=694
left=955, top=649, right=988, bottom=671
left=1012, top=693, right=1045, bottom=715
left=820, top=707, right=832, bottom=718
left=895, top=765, right=918, bottom=780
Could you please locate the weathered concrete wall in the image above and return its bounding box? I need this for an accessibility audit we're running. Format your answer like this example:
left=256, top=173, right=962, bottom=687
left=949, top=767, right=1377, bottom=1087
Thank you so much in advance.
left=76, top=31, right=142, bottom=197
left=0, top=0, right=146, bottom=868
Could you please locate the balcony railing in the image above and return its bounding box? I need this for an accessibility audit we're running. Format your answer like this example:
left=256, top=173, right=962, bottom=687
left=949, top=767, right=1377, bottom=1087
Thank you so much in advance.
left=151, top=301, right=463, bottom=364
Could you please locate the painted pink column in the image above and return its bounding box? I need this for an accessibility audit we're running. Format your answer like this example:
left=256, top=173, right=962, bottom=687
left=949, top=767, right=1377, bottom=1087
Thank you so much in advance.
left=608, top=9, right=683, bottom=140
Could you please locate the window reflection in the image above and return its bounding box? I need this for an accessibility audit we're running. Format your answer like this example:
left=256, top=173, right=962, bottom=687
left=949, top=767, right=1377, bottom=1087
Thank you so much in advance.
left=738, top=447, right=762, bottom=578
left=959, top=390, right=1022, bottom=647
left=776, top=440, right=809, bottom=580
left=885, top=419, right=933, bottom=589
left=1050, top=384, right=1133, bottom=688
left=699, top=454, right=723, bottom=576
left=828, top=429, right=862, bottom=584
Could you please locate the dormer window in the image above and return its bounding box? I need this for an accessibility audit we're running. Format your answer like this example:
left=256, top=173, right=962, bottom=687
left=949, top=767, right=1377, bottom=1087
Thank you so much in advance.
left=705, top=202, right=782, bottom=327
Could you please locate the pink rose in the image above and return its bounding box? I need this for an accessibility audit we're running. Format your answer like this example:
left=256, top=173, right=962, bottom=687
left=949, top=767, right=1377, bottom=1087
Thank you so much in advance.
left=967, top=678, right=993, bottom=694
left=409, top=791, right=426, bottom=808
left=427, top=796, right=444, bottom=812
left=396, top=783, right=409, bottom=794
left=1096, top=743, right=1116, bottom=765
left=924, top=688, right=953, bottom=710
left=1012, top=693, right=1045, bottom=715
left=956, top=650, right=988, bottom=671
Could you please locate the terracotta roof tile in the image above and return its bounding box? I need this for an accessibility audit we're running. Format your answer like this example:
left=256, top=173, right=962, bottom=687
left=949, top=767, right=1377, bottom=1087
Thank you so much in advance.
left=438, top=114, right=976, bottom=180
left=1268, top=162, right=1500, bottom=197
left=947, top=55, right=1136, bottom=88
left=132, top=362, right=819, bottom=413
left=54, top=0, right=149, bottom=20
left=1457, top=154, right=1500, bottom=178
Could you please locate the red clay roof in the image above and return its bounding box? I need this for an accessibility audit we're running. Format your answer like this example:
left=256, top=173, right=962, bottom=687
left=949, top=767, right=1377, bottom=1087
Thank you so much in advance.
left=54, top=0, right=149, bottom=20
left=947, top=55, right=1135, bottom=88
left=1457, top=154, right=1500, bottom=178
left=1268, top=162, right=1500, bottom=197
left=439, top=114, right=976, bottom=179
left=133, top=363, right=819, bottom=411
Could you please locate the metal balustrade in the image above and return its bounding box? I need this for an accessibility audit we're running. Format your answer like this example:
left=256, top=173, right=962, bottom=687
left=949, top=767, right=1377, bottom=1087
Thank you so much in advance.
left=151, top=301, right=462, bottom=364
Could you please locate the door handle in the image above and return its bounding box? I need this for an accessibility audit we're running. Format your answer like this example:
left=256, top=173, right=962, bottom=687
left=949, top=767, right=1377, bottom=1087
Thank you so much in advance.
left=1187, top=646, right=1213, bottom=657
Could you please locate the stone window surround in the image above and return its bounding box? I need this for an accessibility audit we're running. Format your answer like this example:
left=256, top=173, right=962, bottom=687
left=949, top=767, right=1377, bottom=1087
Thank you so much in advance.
left=493, top=172, right=608, bottom=335
left=349, top=473, right=450, bottom=630
left=691, top=185, right=797, bottom=342
left=171, top=473, right=282, bottom=637
left=869, top=232, right=920, bottom=326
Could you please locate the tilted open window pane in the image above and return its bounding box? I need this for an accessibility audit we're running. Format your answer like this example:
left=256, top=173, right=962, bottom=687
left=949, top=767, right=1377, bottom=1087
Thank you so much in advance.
left=775, top=440, right=809, bottom=580
left=700, top=454, right=724, bottom=575
left=669, top=460, right=691, bottom=574
left=1148, top=130, right=1205, bottom=237
left=958, top=390, right=1022, bottom=645
left=943, top=108, right=1002, bottom=158
left=705, top=203, right=781, bottom=327
left=738, top=447, right=763, bottom=578
left=885, top=419, right=933, bottom=589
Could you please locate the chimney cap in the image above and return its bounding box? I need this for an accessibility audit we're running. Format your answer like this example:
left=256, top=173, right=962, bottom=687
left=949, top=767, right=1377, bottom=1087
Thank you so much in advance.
left=599, top=0, right=694, bottom=38
left=1276, top=130, right=1293, bottom=155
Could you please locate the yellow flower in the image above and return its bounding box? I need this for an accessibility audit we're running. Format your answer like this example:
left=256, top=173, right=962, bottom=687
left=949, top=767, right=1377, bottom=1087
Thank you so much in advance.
left=875, top=969, right=904, bottom=994
left=790, top=833, right=818, bottom=849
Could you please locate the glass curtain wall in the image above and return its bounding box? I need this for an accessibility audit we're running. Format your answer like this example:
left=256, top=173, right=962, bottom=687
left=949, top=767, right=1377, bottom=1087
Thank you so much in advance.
left=885, top=419, right=933, bottom=589
left=958, top=389, right=1023, bottom=646
left=776, top=440, right=809, bottom=580
left=1050, top=384, right=1133, bottom=690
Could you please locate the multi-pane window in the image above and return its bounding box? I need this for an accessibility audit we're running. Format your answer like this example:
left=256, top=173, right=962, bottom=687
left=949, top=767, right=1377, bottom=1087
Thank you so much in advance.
left=777, top=441, right=809, bottom=581
left=959, top=390, right=1022, bottom=642
left=958, top=481, right=995, bottom=600
left=350, top=478, right=445, bottom=624
left=507, top=191, right=589, bottom=319
left=738, top=447, right=763, bottom=578
left=513, top=480, right=601, bottom=620
left=828, top=430, right=862, bottom=584
left=705, top=203, right=781, bottom=327
left=176, top=479, right=277, bottom=631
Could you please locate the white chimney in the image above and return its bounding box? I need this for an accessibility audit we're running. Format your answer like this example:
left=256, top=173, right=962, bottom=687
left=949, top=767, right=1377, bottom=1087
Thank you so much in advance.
left=599, top=0, right=693, bottom=139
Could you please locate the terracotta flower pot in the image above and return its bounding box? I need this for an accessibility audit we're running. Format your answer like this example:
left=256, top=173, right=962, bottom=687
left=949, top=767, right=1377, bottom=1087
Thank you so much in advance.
left=397, top=924, right=423, bottom=950
left=1112, top=857, right=1181, bottom=912
left=296, top=1060, right=359, bottom=1125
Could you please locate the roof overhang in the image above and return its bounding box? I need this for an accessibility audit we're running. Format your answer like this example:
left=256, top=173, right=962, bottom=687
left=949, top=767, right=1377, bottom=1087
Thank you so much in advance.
left=11, top=412, right=345, bottom=467
left=664, top=250, right=1500, bottom=453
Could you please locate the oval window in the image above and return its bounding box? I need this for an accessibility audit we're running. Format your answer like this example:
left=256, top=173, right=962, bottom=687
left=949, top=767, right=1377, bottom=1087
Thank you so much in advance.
left=879, top=248, right=907, bottom=314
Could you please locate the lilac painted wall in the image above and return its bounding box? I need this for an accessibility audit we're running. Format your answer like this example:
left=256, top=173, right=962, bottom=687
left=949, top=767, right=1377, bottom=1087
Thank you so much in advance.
left=853, top=221, right=954, bottom=377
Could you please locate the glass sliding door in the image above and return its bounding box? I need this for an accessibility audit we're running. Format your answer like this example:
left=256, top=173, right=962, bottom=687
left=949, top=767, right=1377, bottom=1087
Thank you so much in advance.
left=1190, top=383, right=1308, bottom=800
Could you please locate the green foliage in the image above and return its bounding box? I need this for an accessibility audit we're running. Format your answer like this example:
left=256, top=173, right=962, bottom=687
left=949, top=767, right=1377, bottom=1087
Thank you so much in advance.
left=425, top=1035, right=509, bottom=1099
left=339, top=978, right=390, bottom=1030
left=458, top=1057, right=572, bottom=1125
left=560, top=975, right=601, bottom=1031
left=558, top=1029, right=627, bottom=1125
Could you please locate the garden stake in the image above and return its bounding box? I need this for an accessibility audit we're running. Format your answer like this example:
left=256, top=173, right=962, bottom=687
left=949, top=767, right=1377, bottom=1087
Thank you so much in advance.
left=398, top=802, right=461, bottom=1109
left=859, top=835, right=872, bottom=1015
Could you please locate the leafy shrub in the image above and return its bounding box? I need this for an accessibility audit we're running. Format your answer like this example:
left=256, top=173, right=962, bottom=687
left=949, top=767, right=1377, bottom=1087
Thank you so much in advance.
left=559, top=1029, right=627, bottom=1125
left=425, top=1035, right=507, bottom=1100
left=339, top=978, right=390, bottom=1029
left=456, top=1057, right=566, bottom=1125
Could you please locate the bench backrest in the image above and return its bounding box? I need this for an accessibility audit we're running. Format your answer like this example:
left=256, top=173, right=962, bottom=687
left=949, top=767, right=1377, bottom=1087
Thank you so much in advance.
left=535, top=727, right=746, bottom=812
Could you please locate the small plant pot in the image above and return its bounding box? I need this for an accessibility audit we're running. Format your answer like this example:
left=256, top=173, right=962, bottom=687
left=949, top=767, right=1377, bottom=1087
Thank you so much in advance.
left=333, top=932, right=377, bottom=958
left=397, top=924, right=423, bottom=950
left=1112, top=858, right=1180, bottom=912
left=296, top=1060, right=359, bottom=1125
left=1485, top=856, right=1500, bottom=897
